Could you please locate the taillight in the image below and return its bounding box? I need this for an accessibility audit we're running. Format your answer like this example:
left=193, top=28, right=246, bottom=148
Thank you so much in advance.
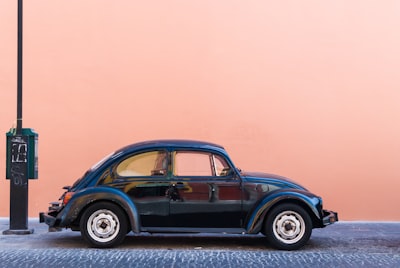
left=62, top=192, right=74, bottom=205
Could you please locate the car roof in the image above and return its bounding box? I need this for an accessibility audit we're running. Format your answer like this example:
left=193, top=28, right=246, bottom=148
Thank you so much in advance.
left=117, top=139, right=225, bottom=153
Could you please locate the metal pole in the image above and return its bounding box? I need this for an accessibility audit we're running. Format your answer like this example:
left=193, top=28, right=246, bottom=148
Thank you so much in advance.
left=3, top=0, right=33, bottom=235
left=16, top=0, right=23, bottom=134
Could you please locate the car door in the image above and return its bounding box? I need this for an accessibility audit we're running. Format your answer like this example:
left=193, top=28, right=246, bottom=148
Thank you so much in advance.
left=168, top=150, right=243, bottom=228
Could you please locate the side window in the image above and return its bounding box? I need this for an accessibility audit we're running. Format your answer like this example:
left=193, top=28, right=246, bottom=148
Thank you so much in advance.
left=97, top=169, right=113, bottom=185
left=116, top=151, right=167, bottom=177
left=174, top=151, right=212, bottom=176
left=213, top=154, right=231, bottom=176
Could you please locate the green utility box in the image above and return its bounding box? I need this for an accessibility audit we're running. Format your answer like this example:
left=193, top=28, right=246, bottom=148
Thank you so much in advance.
left=6, top=128, right=38, bottom=180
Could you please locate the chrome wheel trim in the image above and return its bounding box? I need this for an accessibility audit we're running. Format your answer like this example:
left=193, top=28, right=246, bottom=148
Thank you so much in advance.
left=272, top=210, right=305, bottom=245
left=87, top=209, right=120, bottom=243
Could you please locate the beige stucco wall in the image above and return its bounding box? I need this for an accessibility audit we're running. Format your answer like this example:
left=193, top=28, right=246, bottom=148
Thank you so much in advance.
left=1, top=1, right=399, bottom=220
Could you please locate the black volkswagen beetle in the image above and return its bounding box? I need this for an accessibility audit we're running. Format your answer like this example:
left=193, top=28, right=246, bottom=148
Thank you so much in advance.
left=40, top=140, right=338, bottom=250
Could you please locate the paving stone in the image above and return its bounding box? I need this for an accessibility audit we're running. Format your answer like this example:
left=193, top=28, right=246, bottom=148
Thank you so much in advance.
left=0, top=219, right=398, bottom=267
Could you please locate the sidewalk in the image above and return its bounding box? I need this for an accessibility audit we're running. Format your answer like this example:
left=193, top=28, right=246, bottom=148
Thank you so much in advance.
left=0, top=218, right=399, bottom=267
left=0, top=218, right=399, bottom=250
left=0, top=218, right=399, bottom=249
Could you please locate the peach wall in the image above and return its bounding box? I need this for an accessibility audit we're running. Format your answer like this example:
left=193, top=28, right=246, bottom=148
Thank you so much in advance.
left=1, top=1, right=399, bottom=220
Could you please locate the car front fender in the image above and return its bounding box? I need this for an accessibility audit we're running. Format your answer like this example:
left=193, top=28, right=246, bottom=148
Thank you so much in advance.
left=245, top=189, right=322, bottom=234
left=58, top=186, right=140, bottom=233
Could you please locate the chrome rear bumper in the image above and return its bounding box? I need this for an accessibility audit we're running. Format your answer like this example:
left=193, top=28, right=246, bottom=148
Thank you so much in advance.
left=322, top=210, right=339, bottom=225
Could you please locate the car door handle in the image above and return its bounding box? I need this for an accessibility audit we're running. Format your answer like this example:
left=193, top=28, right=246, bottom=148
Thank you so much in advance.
left=171, top=182, right=185, bottom=188
left=209, top=183, right=216, bottom=202
left=167, top=183, right=183, bottom=201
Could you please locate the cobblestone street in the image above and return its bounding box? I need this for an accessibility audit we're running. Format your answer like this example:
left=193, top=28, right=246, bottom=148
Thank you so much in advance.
left=0, top=219, right=399, bottom=267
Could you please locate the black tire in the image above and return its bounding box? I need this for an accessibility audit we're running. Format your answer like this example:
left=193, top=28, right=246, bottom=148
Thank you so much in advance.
left=80, top=202, right=128, bottom=248
left=264, top=203, right=312, bottom=250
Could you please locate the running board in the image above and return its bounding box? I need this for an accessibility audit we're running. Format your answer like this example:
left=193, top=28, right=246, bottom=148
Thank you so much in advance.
left=141, top=227, right=246, bottom=234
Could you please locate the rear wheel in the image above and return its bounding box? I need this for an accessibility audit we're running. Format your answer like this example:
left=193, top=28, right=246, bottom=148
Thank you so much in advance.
left=264, top=203, right=312, bottom=250
left=80, top=202, right=128, bottom=248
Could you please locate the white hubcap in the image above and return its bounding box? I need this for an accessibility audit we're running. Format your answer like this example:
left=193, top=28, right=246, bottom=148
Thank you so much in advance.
left=87, top=209, right=120, bottom=243
left=273, top=210, right=305, bottom=244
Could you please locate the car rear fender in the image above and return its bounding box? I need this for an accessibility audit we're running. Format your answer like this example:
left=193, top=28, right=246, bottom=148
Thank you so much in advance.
left=59, top=186, right=140, bottom=233
left=245, top=190, right=322, bottom=234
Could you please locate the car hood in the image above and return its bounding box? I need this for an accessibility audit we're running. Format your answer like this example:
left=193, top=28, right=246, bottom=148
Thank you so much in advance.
left=240, top=171, right=308, bottom=191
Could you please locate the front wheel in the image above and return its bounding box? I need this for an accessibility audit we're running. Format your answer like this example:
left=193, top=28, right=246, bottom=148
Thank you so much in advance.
left=264, top=203, right=312, bottom=250
left=80, top=202, right=128, bottom=248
